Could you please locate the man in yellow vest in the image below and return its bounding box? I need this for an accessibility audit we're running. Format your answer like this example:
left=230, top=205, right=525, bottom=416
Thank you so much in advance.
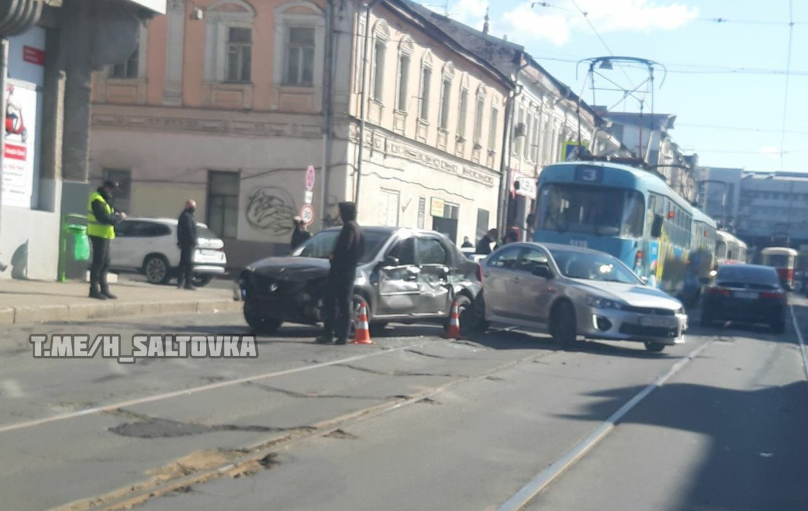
left=87, top=180, right=126, bottom=300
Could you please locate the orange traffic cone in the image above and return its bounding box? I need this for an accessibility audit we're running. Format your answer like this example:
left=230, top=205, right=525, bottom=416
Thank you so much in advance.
left=443, top=300, right=463, bottom=340
left=351, top=301, right=375, bottom=345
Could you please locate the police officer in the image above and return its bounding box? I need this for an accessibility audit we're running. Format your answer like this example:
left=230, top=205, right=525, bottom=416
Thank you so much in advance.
left=87, top=180, right=126, bottom=300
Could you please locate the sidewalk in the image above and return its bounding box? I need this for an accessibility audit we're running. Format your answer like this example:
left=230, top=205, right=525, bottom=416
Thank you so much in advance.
left=0, top=278, right=242, bottom=326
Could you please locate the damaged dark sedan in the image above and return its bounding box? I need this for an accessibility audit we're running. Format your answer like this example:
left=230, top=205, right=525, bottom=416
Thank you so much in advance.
left=238, top=227, right=483, bottom=335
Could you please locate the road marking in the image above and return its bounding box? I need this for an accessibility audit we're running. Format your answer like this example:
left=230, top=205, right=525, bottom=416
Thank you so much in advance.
left=0, top=343, right=429, bottom=436
left=495, top=340, right=712, bottom=511
left=789, top=306, right=808, bottom=386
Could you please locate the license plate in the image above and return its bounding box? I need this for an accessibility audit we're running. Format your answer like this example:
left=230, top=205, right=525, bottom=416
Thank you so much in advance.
left=734, top=291, right=758, bottom=299
left=639, top=317, right=672, bottom=328
left=200, top=249, right=218, bottom=256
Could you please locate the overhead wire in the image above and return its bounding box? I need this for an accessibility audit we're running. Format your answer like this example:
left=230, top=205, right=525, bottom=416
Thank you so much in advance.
left=779, top=0, right=795, bottom=169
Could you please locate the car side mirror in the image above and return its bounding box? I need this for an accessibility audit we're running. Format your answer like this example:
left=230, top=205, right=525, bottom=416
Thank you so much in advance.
left=532, top=266, right=553, bottom=279
left=382, top=255, right=400, bottom=268
left=651, top=214, right=664, bottom=239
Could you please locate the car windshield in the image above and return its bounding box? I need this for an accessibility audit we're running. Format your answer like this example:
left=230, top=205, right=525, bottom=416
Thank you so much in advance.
left=717, top=266, right=779, bottom=287
left=538, top=184, right=644, bottom=238
left=765, top=255, right=791, bottom=267
left=550, top=248, right=641, bottom=284
left=292, top=230, right=391, bottom=264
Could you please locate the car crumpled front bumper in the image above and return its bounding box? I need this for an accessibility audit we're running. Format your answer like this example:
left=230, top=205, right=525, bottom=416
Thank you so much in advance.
left=576, top=303, right=688, bottom=346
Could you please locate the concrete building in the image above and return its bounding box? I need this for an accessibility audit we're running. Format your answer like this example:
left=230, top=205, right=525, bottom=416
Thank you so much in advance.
left=1, top=0, right=165, bottom=281
left=698, top=166, right=808, bottom=261
left=88, top=0, right=512, bottom=268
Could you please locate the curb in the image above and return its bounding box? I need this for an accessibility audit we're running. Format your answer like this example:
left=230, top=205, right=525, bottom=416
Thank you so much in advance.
left=0, top=299, right=243, bottom=327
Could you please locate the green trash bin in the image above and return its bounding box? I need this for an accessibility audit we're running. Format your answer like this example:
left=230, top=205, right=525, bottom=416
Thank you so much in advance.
left=66, top=224, right=90, bottom=262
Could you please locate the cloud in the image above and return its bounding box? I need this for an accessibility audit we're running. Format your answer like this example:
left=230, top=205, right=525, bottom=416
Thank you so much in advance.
left=496, top=0, right=699, bottom=46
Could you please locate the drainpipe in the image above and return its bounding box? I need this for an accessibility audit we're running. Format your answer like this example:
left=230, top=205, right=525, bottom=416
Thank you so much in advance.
left=354, top=0, right=383, bottom=205
left=0, top=38, right=8, bottom=271
left=319, top=0, right=335, bottom=231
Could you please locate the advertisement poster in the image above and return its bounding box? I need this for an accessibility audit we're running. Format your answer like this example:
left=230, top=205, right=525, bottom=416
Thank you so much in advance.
left=3, top=79, right=37, bottom=208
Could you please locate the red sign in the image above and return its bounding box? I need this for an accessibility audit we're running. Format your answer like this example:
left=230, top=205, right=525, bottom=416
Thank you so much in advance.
left=22, top=46, right=45, bottom=66
left=300, top=205, right=314, bottom=226
left=4, top=144, right=27, bottom=161
left=305, top=165, right=315, bottom=191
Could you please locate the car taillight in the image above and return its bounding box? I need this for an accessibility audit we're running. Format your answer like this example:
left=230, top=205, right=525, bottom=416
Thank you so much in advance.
left=761, top=291, right=785, bottom=299
left=707, top=287, right=730, bottom=297
left=477, top=263, right=483, bottom=282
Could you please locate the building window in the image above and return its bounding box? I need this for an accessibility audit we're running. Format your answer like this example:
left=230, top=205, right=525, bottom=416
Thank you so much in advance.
left=396, top=54, right=410, bottom=111
left=110, top=45, right=139, bottom=79
left=379, top=189, right=400, bottom=227
left=371, top=39, right=386, bottom=101
left=417, top=197, right=426, bottom=229
left=419, top=65, right=432, bottom=121
left=103, top=169, right=132, bottom=213
left=488, top=105, right=498, bottom=151
left=476, top=208, right=490, bottom=242
left=207, top=171, right=240, bottom=239
left=525, top=113, right=534, bottom=159
left=532, top=115, right=542, bottom=161
left=473, top=91, right=485, bottom=146
left=438, top=77, right=452, bottom=130
left=226, top=27, right=252, bottom=82
left=204, top=0, right=256, bottom=83
left=457, top=88, right=469, bottom=139
left=284, top=27, right=315, bottom=86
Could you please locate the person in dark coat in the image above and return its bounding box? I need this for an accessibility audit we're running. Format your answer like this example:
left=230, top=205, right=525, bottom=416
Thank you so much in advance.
left=317, top=202, right=364, bottom=345
left=290, top=216, right=312, bottom=250
left=176, top=199, right=198, bottom=290
left=461, top=236, right=473, bottom=249
left=475, top=228, right=498, bottom=255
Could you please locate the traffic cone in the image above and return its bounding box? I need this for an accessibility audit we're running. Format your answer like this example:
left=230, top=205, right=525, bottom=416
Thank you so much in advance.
left=443, top=300, right=463, bottom=340
left=351, top=301, right=375, bottom=345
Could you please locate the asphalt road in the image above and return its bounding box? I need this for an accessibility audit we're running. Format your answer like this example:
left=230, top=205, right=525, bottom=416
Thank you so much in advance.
left=0, top=296, right=806, bottom=511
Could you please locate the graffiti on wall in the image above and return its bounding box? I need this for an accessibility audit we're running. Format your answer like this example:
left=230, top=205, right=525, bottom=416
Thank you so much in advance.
left=245, top=186, right=297, bottom=236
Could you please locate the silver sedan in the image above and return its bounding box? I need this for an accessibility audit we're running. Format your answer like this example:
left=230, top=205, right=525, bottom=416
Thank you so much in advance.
left=474, top=242, right=687, bottom=352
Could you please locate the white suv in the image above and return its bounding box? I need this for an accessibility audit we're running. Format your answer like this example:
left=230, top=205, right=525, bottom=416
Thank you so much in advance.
left=110, top=218, right=227, bottom=286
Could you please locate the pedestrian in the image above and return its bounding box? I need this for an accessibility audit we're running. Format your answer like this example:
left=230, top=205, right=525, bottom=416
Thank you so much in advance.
left=475, top=228, right=498, bottom=255
left=87, top=180, right=126, bottom=300
left=317, top=202, right=364, bottom=345
left=461, top=236, right=473, bottom=249
left=290, top=216, right=312, bottom=250
left=176, top=199, right=198, bottom=290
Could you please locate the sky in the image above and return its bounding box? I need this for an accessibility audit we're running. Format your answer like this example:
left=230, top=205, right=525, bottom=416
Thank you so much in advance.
left=415, top=0, right=808, bottom=172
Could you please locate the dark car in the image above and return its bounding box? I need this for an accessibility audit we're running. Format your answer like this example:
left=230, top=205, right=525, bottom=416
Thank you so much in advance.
left=238, top=227, right=482, bottom=334
left=700, top=264, right=788, bottom=333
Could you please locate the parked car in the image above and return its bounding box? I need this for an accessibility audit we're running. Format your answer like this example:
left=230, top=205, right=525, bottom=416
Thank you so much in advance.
left=238, top=227, right=482, bottom=334
left=110, top=218, right=227, bottom=286
left=700, top=264, right=787, bottom=333
left=474, top=242, right=687, bottom=352
left=460, top=247, right=487, bottom=263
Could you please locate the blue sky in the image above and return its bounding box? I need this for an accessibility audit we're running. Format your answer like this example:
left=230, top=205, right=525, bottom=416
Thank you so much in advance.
left=416, top=0, right=808, bottom=172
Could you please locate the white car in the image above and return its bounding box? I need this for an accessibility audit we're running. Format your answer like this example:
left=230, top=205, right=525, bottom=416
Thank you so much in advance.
left=110, top=218, right=227, bottom=286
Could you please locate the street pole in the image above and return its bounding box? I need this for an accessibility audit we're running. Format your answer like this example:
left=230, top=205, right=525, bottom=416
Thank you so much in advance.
left=0, top=37, right=8, bottom=271
left=354, top=0, right=382, bottom=205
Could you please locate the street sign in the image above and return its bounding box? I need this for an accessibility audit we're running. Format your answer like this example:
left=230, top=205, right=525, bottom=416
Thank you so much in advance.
left=300, top=205, right=314, bottom=226
left=304, top=190, right=313, bottom=205
left=305, top=165, right=316, bottom=191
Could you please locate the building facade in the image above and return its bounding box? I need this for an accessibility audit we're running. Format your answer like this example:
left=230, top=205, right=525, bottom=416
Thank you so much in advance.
left=89, top=0, right=511, bottom=268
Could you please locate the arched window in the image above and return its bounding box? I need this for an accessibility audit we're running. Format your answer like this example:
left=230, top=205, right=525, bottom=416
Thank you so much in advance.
left=438, top=62, right=454, bottom=130
left=274, top=1, right=326, bottom=89
left=204, top=0, right=256, bottom=83
left=473, top=84, right=487, bottom=145
left=370, top=21, right=390, bottom=102
left=488, top=97, right=500, bottom=151
left=418, top=51, right=434, bottom=121
left=457, top=73, right=470, bottom=139
left=395, top=36, right=414, bottom=112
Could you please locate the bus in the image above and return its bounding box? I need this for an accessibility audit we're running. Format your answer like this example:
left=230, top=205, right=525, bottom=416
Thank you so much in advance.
left=715, top=231, right=747, bottom=265
left=534, top=162, right=700, bottom=300
left=761, top=247, right=798, bottom=290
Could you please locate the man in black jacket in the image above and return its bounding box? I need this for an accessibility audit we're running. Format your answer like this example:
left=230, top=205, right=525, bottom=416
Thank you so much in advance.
left=317, top=202, right=364, bottom=345
left=176, top=200, right=198, bottom=290
left=475, top=228, right=498, bottom=255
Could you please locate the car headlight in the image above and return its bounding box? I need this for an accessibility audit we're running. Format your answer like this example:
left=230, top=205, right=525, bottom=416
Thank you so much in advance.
left=586, top=295, right=625, bottom=310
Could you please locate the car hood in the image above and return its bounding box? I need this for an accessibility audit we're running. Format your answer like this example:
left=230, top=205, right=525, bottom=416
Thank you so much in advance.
left=572, top=280, right=682, bottom=310
left=246, top=257, right=331, bottom=281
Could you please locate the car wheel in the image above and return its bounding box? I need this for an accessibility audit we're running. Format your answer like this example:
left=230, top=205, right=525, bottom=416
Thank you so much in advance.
left=770, top=320, right=786, bottom=334
left=143, top=255, right=171, bottom=284
left=470, top=293, right=490, bottom=333
left=644, top=342, right=666, bottom=353
left=550, top=300, right=577, bottom=346
left=192, top=275, right=214, bottom=287
left=243, top=300, right=282, bottom=334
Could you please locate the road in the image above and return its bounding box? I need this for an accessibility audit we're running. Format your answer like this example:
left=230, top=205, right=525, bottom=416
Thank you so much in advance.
left=1, top=296, right=807, bottom=511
